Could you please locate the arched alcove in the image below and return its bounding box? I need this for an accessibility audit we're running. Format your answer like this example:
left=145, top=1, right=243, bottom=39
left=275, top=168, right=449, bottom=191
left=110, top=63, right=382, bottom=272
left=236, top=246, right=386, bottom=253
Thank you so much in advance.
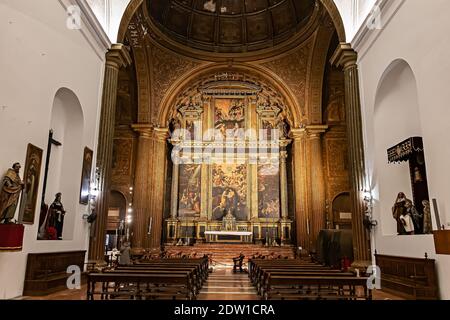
left=332, top=192, right=351, bottom=230
left=105, top=190, right=127, bottom=250
left=373, top=59, right=422, bottom=235
left=38, top=88, right=84, bottom=241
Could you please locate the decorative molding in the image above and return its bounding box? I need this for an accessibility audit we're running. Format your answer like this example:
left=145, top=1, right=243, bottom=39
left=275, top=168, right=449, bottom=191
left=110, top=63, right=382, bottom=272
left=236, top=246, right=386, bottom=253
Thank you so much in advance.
left=261, top=41, right=313, bottom=117
left=58, top=0, right=112, bottom=60
left=149, top=42, right=201, bottom=123
left=351, top=0, right=406, bottom=61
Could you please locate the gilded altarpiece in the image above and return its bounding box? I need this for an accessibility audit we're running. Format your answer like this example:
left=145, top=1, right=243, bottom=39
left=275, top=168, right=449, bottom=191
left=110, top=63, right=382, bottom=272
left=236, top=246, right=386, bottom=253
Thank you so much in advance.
left=166, top=73, right=293, bottom=244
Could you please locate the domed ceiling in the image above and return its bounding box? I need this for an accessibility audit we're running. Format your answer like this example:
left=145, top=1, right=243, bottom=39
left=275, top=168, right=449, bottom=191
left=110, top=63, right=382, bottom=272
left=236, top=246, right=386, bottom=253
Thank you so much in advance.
left=147, top=0, right=317, bottom=53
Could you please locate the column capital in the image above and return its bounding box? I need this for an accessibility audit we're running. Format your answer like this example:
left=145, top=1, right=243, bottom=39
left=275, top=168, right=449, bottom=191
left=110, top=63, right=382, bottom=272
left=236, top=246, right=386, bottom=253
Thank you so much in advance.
left=290, top=128, right=307, bottom=140
left=106, top=44, right=132, bottom=70
left=330, top=43, right=358, bottom=70
left=306, top=125, right=328, bottom=138
left=153, top=127, right=170, bottom=141
left=132, top=124, right=153, bottom=138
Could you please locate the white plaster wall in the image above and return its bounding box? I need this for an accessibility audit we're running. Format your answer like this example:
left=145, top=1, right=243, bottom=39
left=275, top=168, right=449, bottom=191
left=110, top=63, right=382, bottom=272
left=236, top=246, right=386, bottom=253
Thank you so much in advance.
left=356, top=0, right=450, bottom=299
left=86, top=0, right=130, bottom=42
left=0, top=0, right=105, bottom=299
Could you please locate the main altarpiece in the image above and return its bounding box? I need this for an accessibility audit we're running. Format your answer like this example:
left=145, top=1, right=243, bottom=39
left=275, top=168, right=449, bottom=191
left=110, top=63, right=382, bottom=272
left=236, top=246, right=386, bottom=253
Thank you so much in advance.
left=165, top=72, right=293, bottom=244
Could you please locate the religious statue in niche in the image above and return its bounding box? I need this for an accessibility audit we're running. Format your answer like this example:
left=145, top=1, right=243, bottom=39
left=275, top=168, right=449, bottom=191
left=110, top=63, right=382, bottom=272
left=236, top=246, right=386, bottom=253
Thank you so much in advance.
left=392, top=192, right=423, bottom=235
left=387, top=137, right=430, bottom=235
left=0, top=163, right=24, bottom=224
left=38, top=193, right=66, bottom=240
left=168, top=112, right=183, bottom=140
left=275, top=112, right=291, bottom=139
left=422, top=200, right=433, bottom=234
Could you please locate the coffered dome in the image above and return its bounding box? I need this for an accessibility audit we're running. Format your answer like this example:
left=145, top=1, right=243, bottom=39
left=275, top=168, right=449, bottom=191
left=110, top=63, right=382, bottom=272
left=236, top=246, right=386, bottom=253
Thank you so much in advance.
left=147, top=0, right=317, bottom=54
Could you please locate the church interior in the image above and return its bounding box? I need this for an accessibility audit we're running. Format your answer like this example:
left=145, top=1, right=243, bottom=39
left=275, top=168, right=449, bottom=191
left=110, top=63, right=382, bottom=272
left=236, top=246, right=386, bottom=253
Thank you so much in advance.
left=1, top=0, right=450, bottom=302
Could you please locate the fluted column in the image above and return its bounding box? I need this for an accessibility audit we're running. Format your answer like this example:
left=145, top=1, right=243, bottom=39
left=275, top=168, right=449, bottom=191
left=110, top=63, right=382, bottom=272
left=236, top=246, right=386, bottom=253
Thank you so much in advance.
left=131, top=124, right=153, bottom=251
left=149, top=128, right=169, bottom=249
left=291, top=129, right=310, bottom=249
left=89, top=44, right=131, bottom=261
left=170, top=162, right=180, bottom=219
left=306, top=125, right=328, bottom=247
left=279, top=151, right=289, bottom=220
left=331, top=43, right=371, bottom=265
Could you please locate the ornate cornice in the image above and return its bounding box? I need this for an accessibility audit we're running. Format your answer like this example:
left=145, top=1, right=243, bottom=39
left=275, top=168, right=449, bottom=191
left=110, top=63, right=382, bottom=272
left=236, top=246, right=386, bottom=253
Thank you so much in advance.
left=330, top=43, right=358, bottom=70
left=106, top=44, right=132, bottom=69
left=131, top=123, right=153, bottom=138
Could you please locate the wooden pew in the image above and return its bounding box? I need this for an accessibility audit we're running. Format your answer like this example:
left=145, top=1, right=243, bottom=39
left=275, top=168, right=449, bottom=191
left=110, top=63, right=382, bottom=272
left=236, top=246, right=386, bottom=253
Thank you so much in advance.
left=263, top=275, right=371, bottom=300
left=135, top=257, right=209, bottom=280
left=249, top=259, right=371, bottom=300
left=113, top=266, right=201, bottom=293
left=254, top=269, right=353, bottom=295
left=87, top=273, right=195, bottom=300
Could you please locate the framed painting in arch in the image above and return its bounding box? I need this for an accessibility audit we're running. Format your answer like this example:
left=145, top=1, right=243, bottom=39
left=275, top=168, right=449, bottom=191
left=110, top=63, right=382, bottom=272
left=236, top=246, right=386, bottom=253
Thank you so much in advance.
left=21, top=143, right=43, bottom=224
left=79, top=147, right=93, bottom=205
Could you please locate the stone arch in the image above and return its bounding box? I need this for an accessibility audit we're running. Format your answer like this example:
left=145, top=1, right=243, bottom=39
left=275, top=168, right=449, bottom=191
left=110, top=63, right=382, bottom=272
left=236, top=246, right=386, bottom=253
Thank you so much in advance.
left=40, top=87, right=84, bottom=240
left=158, top=63, right=303, bottom=128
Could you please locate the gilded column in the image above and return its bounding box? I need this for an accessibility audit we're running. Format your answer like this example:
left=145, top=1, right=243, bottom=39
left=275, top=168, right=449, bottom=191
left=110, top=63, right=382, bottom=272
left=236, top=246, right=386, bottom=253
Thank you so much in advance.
left=131, top=124, right=153, bottom=251
left=291, top=129, right=310, bottom=249
left=89, top=44, right=131, bottom=261
left=331, top=43, right=371, bottom=265
left=170, top=161, right=180, bottom=219
left=306, top=125, right=328, bottom=247
left=148, top=128, right=170, bottom=249
left=279, top=150, right=289, bottom=220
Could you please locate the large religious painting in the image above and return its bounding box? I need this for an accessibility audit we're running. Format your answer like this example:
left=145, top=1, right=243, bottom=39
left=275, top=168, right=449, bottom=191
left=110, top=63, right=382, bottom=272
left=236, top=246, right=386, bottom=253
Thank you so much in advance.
left=178, top=164, right=201, bottom=218
left=214, top=99, right=245, bottom=139
left=21, top=144, right=43, bottom=224
left=212, top=164, right=248, bottom=221
left=257, top=164, right=280, bottom=219
left=79, top=147, right=93, bottom=205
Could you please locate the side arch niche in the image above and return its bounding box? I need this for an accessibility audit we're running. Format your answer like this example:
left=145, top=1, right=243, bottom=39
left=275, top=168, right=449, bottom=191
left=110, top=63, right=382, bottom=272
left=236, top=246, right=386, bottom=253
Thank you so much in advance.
left=373, top=59, right=425, bottom=236
left=37, top=88, right=84, bottom=241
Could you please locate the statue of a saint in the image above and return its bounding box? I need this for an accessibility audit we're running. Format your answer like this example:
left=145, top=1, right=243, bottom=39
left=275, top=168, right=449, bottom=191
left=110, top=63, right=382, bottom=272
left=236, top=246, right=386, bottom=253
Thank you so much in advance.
left=406, top=200, right=422, bottom=233
left=119, top=242, right=131, bottom=265
left=392, top=192, right=407, bottom=235
left=39, top=193, right=66, bottom=240
left=51, top=193, right=66, bottom=240
left=0, top=163, right=24, bottom=224
left=422, top=200, right=433, bottom=234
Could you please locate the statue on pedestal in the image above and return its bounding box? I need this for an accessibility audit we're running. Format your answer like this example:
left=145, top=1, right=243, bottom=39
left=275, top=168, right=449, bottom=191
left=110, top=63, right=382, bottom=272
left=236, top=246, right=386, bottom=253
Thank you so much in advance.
left=0, top=163, right=24, bottom=224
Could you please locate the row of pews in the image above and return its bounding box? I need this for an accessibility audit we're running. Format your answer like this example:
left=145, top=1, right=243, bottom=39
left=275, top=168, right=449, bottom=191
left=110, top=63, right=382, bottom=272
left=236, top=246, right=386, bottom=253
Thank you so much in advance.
left=86, top=256, right=209, bottom=300
left=249, top=258, right=373, bottom=300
